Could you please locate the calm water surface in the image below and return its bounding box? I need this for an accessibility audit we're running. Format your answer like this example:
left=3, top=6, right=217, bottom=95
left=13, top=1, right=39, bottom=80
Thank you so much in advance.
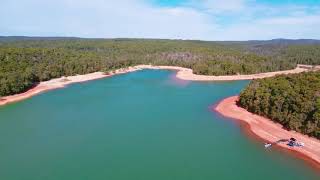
left=0, top=70, right=319, bottom=180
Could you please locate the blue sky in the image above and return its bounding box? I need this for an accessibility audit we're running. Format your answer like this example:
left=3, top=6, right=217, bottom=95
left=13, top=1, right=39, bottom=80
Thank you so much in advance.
left=151, top=0, right=186, bottom=7
left=1, top=0, right=320, bottom=40
left=152, top=0, right=320, bottom=6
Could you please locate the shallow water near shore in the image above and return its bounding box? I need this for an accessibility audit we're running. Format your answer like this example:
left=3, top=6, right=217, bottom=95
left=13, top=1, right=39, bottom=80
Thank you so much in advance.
left=0, top=70, right=319, bottom=180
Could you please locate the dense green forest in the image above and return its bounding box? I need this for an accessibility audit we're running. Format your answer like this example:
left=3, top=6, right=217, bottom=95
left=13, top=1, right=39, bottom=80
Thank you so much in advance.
left=238, top=71, right=320, bottom=139
left=0, top=37, right=320, bottom=97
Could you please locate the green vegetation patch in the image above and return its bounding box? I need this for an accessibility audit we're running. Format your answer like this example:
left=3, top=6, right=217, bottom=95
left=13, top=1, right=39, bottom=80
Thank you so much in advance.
left=239, top=71, right=320, bottom=139
left=0, top=38, right=320, bottom=96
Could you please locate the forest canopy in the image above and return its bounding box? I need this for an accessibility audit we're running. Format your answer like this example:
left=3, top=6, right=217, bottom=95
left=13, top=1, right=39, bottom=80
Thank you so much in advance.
left=238, top=71, right=320, bottom=139
left=0, top=37, right=320, bottom=97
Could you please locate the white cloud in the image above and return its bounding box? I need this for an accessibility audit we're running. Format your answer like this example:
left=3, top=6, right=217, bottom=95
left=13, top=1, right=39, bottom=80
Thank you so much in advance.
left=215, top=13, right=320, bottom=40
left=0, top=0, right=218, bottom=39
left=0, top=0, right=319, bottom=40
left=259, top=15, right=320, bottom=26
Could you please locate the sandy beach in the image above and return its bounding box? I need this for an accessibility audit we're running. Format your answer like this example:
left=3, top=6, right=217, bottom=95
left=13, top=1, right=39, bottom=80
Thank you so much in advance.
left=0, top=66, right=141, bottom=106
left=214, top=96, right=320, bottom=167
left=136, top=64, right=310, bottom=81
left=0, top=64, right=316, bottom=106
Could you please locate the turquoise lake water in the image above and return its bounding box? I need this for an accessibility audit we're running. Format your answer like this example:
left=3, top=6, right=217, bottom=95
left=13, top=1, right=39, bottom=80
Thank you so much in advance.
left=0, top=70, right=319, bottom=180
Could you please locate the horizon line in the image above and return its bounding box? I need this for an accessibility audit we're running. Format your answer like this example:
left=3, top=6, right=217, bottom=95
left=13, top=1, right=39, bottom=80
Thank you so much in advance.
left=1, top=35, right=320, bottom=42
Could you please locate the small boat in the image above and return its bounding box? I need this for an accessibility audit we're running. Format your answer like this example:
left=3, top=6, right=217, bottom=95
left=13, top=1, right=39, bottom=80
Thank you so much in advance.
left=264, top=143, right=272, bottom=148
left=287, top=137, right=304, bottom=147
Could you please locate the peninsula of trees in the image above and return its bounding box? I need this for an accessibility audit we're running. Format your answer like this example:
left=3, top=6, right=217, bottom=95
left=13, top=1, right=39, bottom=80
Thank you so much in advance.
left=1, top=37, right=320, bottom=97
left=238, top=71, right=320, bottom=139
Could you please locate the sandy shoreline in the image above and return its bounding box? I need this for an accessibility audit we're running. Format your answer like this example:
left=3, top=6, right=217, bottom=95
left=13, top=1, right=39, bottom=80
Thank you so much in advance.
left=0, top=64, right=315, bottom=106
left=0, top=66, right=140, bottom=106
left=137, top=64, right=310, bottom=81
left=214, top=96, right=320, bottom=168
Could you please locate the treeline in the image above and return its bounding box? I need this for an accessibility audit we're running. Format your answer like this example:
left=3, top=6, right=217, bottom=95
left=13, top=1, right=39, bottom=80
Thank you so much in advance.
left=0, top=38, right=320, bottom=97
left=238, top=71, right=320, bottom=139
left=0, top=47, right=135, bottom=96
